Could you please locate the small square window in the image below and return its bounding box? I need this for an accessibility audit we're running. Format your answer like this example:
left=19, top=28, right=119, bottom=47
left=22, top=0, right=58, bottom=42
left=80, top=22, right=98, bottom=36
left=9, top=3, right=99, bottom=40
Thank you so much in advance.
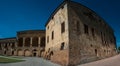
left=52, top=31, right=54, bottom=40
left=84, top=24, right=88, bottom=34
left=61, top=22, right=65, bottom=33
left=60, top=42, right=65, bottom=50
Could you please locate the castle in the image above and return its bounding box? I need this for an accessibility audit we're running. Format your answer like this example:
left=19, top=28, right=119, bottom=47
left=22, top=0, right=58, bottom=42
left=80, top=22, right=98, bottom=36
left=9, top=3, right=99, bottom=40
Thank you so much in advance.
left=0, top=0, right=117, bottom=66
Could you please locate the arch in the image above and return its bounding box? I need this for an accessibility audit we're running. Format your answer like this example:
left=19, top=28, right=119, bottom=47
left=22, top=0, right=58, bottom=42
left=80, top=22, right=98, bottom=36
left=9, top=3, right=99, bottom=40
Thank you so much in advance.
left=32, top=49, right=37, bottom=57
left=24, top=49, right=31, bottom=56
left=33, top=49, right=37, bottom=51
left=40, top=50, right=45, bottom=57
left=48, top=51, right=54, bottom=60
left=18, top=38, right=23, bottom=47
left=4, top=50, right=6, bottom=55
left=17, top=49, right=23, bottom=56
left=50, top=51, right=54, bottom=56
left=5, top=43, right=7, bottom=48
left=32, top=37, right=38, bottom=47
left=12, top=51, right=14, bottom=55
left=95, top=49, right=97, bottom=55
left=25, top=37, right=30, bottom=47
left=40, top=37, right=45, bottom=47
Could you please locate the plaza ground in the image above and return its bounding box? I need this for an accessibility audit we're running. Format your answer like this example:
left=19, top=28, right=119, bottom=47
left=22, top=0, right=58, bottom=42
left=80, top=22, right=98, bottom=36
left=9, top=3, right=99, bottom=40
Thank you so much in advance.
left=0, top=57, right=60, bottom=66
left=0, top=54, right=120, bottom=66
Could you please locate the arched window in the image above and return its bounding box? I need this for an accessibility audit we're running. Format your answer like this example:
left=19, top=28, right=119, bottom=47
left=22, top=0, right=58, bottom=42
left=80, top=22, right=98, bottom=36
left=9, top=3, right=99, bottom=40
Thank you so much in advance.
left=25, top=37, right=30, bottom=47
left=18, top=38, right=23, bottom=47
left=12, top=51, right=14, bottom=55
left=5, top=43, right=7, bottom=48
left=32, top=37, right=38, bottom=47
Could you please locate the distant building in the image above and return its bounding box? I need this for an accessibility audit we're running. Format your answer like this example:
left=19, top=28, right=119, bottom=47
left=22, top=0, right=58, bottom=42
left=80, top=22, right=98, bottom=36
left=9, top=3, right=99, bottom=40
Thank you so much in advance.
left=0, top=37, right=17, bottom=56
left=16, top=30, right=45, bottom=57
left=0, top=30, right=45, bottom=57
left=45, top=0, right=117, bottom=66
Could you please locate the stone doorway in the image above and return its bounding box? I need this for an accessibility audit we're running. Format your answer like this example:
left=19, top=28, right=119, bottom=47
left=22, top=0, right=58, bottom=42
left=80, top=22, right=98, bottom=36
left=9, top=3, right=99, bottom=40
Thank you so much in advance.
left=12, top=51, right=14, bottom=55
left=95, top=49, right=97, bottom=56
left=32, top=49, right=37, bottom=57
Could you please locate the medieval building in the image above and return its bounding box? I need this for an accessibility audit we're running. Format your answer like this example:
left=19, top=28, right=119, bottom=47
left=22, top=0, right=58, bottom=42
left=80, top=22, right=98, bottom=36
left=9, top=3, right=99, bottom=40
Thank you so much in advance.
left=0, top=0, right=117, bottom=66
left=45, top=0, right=117, bottom=66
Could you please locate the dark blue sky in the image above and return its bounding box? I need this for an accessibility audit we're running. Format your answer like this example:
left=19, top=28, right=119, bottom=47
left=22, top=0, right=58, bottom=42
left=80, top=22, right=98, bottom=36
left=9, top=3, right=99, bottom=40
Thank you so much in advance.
left=0, top=0, right=120, bottom=47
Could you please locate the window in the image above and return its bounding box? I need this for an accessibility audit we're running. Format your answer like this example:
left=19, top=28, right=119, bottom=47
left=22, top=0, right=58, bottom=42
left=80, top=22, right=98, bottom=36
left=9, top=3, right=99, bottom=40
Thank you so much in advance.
left=91, top=28, right=95, bottom=37
left=5, top=43, right=7, bottom=48
left=61, top=22, right=65, bottom=33
left=61, top=6, right=64, bottom=9
left=52, top=31, right=54, bottom=40
left=60, top=42, right=65, bottom=50
left=18, top=38, right=23, bottom=47
left=32, top=37, right=38, bottom=47
left=84, top=24, right=88, bottom=34
left=25, top=37, right=30, bottom=47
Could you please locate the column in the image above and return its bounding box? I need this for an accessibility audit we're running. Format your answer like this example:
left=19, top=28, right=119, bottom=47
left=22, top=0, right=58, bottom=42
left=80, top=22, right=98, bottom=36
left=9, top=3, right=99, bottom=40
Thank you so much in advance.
left=10, top=43, right=13, bottom=55
left=23, top=37, right=25, bottom=47
left=38, top=37, right=41, bottom=47
left=30, top=37, right=33, bottom=47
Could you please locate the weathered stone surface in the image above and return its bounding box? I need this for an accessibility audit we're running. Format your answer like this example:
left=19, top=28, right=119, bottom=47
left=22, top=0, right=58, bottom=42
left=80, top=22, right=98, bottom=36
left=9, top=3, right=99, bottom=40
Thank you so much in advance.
left=45, top=1, right=117, bottom=66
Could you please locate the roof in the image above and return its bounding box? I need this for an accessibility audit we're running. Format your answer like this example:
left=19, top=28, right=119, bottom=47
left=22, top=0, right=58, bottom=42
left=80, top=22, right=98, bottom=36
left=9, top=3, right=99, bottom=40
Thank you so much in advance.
left=17, top=30, right=45, bottom=35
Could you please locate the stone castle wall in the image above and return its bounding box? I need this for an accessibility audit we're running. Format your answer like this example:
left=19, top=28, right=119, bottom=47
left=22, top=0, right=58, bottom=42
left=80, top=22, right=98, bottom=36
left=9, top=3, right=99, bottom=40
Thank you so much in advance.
left=68, top=2, right=117, bottom=65
left=45, top=3, right=69, bottom=65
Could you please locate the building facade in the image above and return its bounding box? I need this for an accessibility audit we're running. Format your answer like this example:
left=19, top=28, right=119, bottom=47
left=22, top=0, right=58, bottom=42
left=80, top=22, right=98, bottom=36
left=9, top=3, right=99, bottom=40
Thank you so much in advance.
left=0, top=30, right=45, bottom=57
left=0, top=37, right=17, bottom=56
left=45, top=0, right=117, bottom=66
left=16, top=30, right=45, bottom=57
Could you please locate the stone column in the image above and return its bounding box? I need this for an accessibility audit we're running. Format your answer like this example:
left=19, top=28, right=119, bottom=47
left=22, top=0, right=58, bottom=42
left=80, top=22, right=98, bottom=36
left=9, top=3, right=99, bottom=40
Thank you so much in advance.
left=30, top=37, right=33, bottom=47
left=10, top=43, right=13, bottom=55
left=38, top=37, right=41, bottom=47
left=23, top=37, right=25, bottom=47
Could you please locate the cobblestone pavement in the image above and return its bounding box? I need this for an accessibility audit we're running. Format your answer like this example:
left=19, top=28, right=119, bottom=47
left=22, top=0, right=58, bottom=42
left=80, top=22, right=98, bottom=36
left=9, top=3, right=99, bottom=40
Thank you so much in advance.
left=0, top=57, right=60, bottom=66
left=79, top=54, right=120, bottom=66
